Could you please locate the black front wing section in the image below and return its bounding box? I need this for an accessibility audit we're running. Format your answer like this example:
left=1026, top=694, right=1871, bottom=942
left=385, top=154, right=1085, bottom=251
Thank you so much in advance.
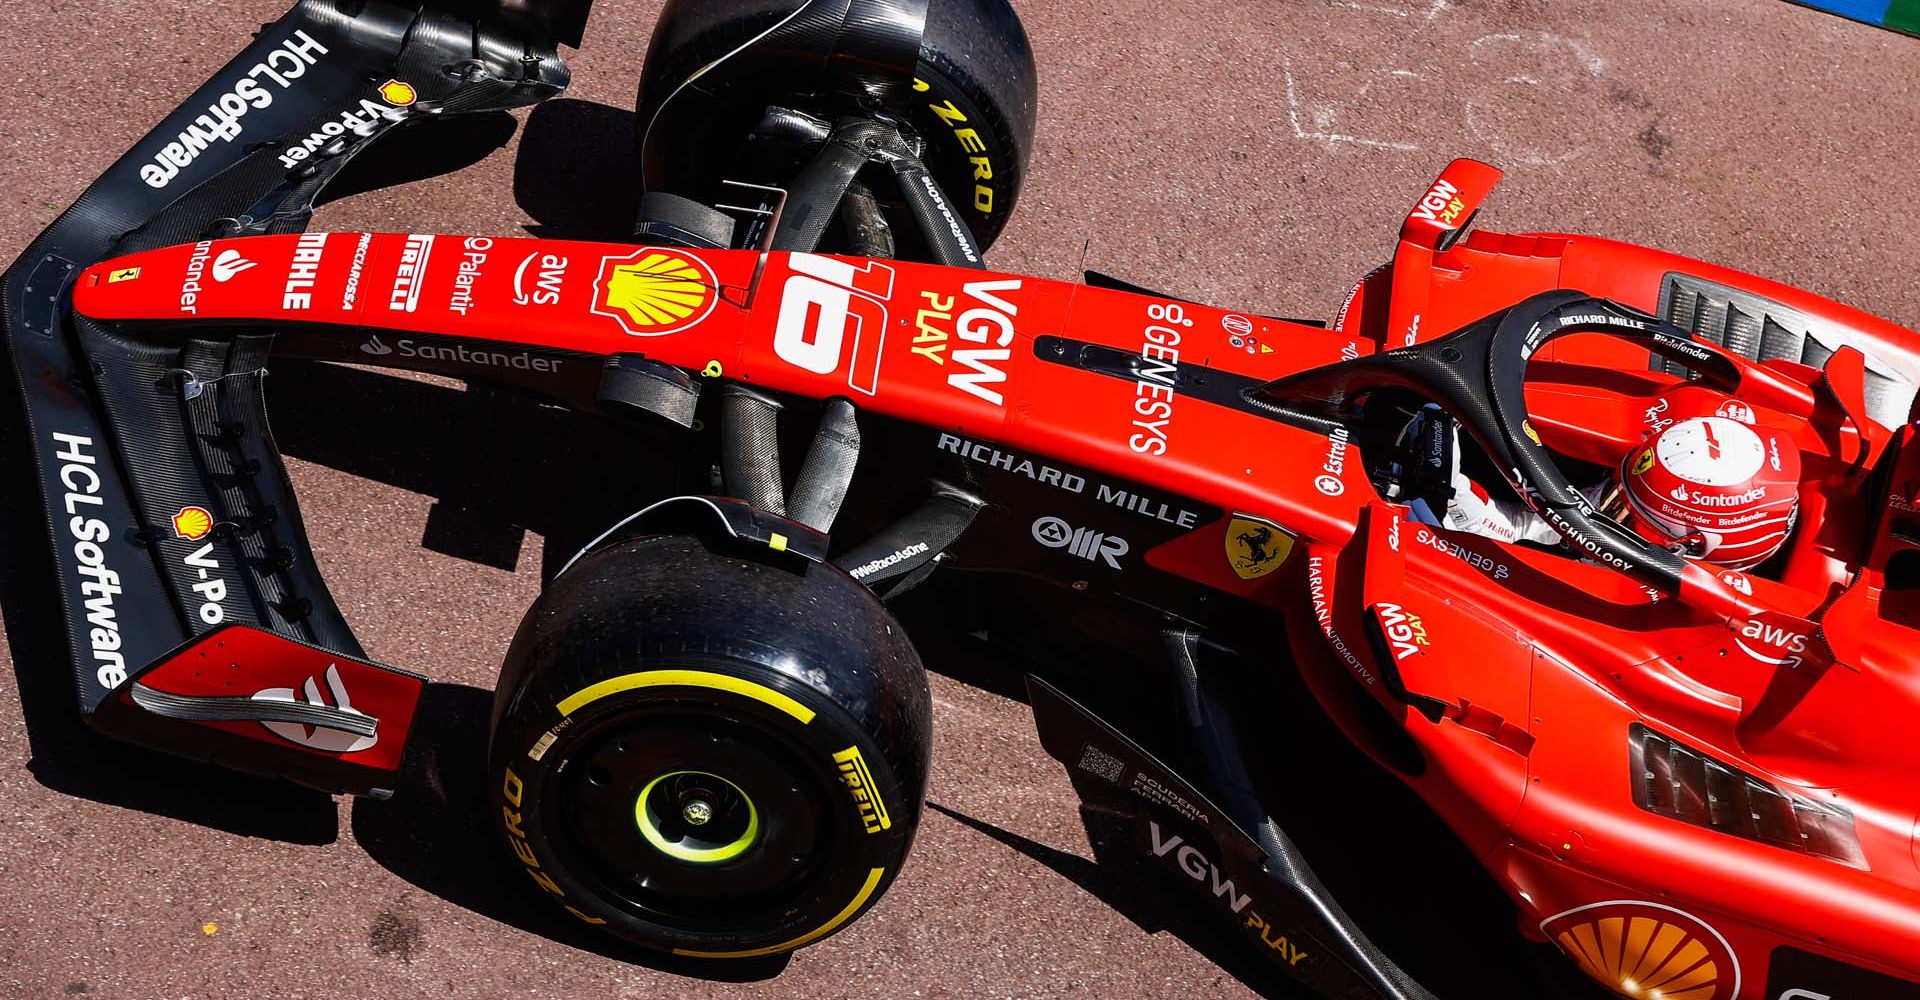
left=2, top=0, right=569, bottom=793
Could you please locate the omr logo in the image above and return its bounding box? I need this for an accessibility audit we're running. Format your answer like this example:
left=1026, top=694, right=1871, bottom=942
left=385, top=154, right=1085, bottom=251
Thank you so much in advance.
left=592, top=249, right=718, bottom=337
left=1031, top=515, right=1128, bottom=569
left=252, top=663, right=377, bottom=753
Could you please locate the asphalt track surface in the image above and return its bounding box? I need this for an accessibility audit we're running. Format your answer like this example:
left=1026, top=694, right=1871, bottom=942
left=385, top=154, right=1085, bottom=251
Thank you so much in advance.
left=2, top=1, right=1918, bottom=998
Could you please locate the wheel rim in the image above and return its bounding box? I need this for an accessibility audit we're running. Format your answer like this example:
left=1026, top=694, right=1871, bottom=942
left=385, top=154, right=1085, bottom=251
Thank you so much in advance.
left=634, top=770, right=760, bottom=863
left=552, top=707, right=844, bottom=925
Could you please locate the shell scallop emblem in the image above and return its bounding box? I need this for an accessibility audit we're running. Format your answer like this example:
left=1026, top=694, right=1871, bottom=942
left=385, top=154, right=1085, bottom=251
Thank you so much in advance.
left=1541, top=901, right=1739, bottom=1000
left=172, top=506, right=215, bottom=541
left=377, top=79, right=417, bottom=106
left=592, top=249, right=718, bottom=337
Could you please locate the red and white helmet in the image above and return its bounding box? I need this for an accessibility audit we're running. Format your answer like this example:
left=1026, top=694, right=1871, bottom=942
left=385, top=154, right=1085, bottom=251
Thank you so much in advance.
left=1621, top=415, right=1801, bottom=570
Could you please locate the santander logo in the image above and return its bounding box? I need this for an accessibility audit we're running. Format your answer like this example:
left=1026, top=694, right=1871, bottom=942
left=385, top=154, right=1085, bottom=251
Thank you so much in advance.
left=211, top=249, right=256, bottom=282
left=252, top=663, right=378, bottom=752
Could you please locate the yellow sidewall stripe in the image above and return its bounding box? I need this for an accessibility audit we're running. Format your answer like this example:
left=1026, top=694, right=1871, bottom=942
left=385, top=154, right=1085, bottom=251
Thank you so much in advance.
left=556, top=669, right=815, bottom=724
left=671, top=867, right=886, bottom=958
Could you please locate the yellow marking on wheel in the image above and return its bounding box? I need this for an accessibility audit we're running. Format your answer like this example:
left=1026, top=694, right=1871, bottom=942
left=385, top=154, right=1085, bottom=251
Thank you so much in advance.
left=557, top=669, right=814, bottom=723
left=671, top=867, right=885, bottom=958
left=636, top=771, right=760, bottom=862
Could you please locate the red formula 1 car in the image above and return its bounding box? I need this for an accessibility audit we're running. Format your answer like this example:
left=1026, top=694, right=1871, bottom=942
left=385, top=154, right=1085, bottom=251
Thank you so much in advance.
left=6, top=0, right=1920, bottom=998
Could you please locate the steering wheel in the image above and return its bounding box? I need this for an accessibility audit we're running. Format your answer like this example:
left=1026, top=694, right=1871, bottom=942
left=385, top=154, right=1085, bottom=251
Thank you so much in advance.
left=1251, top=289, right=1823, bottom=661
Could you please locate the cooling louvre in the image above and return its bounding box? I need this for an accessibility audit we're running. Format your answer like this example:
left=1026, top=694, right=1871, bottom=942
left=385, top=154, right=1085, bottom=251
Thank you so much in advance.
left=1656, top=272, right=1916, bottom=428
left=1629, top=724, right=1867, bottom=868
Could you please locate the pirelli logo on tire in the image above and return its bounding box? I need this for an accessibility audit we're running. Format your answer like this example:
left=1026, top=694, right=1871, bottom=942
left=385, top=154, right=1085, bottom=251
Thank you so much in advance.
left=501, top=767, right=606, bottom=926
left=833, top=745, right=892, bottom=834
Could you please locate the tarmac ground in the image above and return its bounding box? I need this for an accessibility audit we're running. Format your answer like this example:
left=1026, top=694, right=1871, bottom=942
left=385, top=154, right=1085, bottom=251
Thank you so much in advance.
left=3, top=0, right=1919, bottom=997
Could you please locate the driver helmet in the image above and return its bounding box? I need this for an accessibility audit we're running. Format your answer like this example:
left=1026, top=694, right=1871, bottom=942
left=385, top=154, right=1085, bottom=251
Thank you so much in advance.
left=1620, top=415, right=1801, bottom=570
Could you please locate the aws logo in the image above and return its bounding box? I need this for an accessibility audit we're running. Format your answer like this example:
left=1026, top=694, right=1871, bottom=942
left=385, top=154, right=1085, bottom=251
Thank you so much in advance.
left=1735, top=615, right=1812, bottom=668
left=592, top=249, right=717, bottom=337
left=1542, top=901, right=1740, bottom=1000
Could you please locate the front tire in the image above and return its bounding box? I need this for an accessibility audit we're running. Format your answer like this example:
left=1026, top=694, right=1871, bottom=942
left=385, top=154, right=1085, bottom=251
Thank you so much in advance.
left=634, top=0, right=1037, bottom=251
left=488, top=534, right=931, bottom=956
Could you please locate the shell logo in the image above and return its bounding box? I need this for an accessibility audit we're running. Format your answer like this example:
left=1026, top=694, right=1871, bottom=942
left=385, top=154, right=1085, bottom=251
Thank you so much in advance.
left=378, top=79, right=417, bottom=106
left=1541, top=901, right=1740, bottom=1000
left=172, top=506, right=215, bottom=541
left=592, top=249, right=718, bottom=337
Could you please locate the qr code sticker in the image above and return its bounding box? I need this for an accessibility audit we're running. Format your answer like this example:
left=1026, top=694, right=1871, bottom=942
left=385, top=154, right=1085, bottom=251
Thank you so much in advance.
left=1076, top=743, right=1126, bottom=784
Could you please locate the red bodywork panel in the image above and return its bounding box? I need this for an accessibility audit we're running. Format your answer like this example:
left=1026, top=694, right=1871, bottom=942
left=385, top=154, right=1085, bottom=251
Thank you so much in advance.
left=131, top=624, right=425, bottom=775
left=70, top=170, right=1920, bottom=997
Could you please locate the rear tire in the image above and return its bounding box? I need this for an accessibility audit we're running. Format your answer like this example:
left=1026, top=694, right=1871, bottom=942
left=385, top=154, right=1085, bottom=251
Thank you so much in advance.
left=635, top=0, right=1037, bottom=251
left=488, top=534, right=931, bottom=956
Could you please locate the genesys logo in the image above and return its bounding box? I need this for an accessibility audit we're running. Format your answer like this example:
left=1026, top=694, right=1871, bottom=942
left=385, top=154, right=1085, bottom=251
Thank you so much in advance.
left=593, top=248, right=717, bottom=336
left=253, top=663, right=377, bottom=753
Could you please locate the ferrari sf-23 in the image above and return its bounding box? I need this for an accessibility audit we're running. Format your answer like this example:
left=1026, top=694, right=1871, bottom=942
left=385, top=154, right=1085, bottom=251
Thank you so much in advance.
left=5, top=0, right=1918, bottom=997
